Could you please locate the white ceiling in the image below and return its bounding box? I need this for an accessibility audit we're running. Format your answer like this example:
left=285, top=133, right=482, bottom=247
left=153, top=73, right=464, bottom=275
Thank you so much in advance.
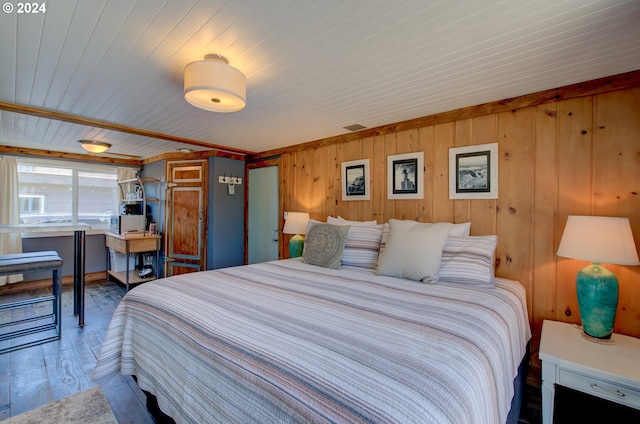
left=1, top=0, right=639, bottom=160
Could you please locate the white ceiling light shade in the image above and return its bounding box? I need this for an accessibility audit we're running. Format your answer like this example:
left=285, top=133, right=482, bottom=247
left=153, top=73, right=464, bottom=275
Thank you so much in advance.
left=184, top=54, right=246, bottom=112
left=79, top=140, right=111, bottom=153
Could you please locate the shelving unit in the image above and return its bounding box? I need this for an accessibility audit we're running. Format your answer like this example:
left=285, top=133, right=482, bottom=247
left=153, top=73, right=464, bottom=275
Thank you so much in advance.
left=118, top=176, right=160, bottom=221
left=106, top=233, right=161, bottom=291
left=110, top=176, right=162, bottom=290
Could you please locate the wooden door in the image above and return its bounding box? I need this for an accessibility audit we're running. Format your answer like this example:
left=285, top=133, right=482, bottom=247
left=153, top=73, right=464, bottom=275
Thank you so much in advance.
left=164, top=160, right=207, bottom=276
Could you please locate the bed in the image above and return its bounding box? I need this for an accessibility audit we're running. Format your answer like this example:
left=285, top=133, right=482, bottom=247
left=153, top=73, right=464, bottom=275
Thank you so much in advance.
left=94, top=260, right=530, bottom=423
left=94, top=220, right=531, bottom=423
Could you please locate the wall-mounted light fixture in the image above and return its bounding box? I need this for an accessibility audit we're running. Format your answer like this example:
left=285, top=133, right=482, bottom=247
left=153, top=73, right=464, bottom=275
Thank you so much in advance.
left=184, top=54, right=246, bottom=112
left=79, top=140, right=111, bottom=153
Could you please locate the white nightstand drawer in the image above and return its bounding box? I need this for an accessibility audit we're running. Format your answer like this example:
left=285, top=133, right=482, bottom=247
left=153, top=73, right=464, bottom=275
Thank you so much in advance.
left=558, top=369, right=640, bottom=409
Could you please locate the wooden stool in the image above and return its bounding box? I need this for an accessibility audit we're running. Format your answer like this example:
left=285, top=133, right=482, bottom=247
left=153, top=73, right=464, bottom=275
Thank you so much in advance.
left=0, top=251, right=63, bottom=354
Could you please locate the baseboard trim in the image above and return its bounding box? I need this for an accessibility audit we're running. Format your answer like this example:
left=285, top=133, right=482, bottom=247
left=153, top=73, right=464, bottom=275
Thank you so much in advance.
left=0, top=272, right=106, bottom=295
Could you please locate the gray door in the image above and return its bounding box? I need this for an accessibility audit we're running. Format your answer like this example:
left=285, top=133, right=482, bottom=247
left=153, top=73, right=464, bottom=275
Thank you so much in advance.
left=248, top=166, right=278, bottom=264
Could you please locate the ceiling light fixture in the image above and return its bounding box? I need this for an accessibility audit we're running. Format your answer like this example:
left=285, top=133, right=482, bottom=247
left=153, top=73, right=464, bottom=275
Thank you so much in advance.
left=79, top=140, right=111, bottom=153
left=184, top=54, right=246, bottom=113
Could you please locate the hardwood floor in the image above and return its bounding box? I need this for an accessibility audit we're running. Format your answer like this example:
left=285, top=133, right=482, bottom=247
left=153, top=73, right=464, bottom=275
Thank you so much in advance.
left=0, top=280, right=154, bottom=423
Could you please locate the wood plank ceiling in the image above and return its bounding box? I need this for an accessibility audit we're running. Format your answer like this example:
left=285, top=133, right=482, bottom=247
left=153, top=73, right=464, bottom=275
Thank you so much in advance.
left=0, top=0, right=639, bottom=160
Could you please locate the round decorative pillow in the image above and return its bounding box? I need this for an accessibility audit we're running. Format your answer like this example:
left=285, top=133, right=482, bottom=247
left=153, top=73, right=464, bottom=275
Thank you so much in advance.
left=302, top=223, right=350, bottom=269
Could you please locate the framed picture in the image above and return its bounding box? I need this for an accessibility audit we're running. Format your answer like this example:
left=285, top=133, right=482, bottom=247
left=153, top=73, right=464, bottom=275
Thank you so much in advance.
left=449, top=142, right=498, bottom=199
left=387, top=152, right=424, bottom=199
left=341, top=158, right=370, bottom=201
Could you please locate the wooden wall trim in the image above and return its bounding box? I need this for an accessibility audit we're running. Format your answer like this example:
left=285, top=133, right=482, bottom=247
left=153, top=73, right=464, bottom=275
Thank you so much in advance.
left=0, top=142, right=246, bottom=166
left=249, top=69, right=640, bottom=160
left=0, top=144, right=140, bottom=166
left=3, top=70, right=638, bottom=164
left=0, top=101, right=254, bottom=156
left=0, top=272, right=105, bottom=295
left=141, top=148, right=246, bottom=164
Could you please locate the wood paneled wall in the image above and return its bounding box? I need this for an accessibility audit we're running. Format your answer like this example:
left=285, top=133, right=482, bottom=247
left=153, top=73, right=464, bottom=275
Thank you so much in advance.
left=279, top=83, right=640, bottom=356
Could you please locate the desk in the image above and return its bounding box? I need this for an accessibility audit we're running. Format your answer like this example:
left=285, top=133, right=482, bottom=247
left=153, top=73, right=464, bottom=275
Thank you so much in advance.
left=0, top=223, right=91, bottom=327
left=105, top=233, right=161, bottom=291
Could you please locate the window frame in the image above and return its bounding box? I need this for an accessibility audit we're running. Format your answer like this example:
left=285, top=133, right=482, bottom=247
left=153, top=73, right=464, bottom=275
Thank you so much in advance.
left=15, top=158, right=130, bottom=237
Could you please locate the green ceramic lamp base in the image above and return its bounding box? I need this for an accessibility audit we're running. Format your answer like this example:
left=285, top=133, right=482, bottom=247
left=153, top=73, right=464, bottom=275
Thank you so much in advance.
left=576, top=262, right=618, bottom=339
left=289, top=234, right=305, bottom=258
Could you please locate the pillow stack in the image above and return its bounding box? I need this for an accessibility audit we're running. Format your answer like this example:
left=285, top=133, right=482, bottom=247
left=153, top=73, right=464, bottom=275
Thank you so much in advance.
left=301, top=216, right=497, bottom=288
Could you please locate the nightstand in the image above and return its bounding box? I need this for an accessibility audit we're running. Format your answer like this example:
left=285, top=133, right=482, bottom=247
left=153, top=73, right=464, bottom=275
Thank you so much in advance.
left=539, top=320, right=640, bottom=424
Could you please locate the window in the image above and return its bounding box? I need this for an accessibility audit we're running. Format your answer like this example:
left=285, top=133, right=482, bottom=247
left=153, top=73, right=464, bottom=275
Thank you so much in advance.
left=17, top=159, right=120, bottom=228
left=19, top=194, right=45, bottom=213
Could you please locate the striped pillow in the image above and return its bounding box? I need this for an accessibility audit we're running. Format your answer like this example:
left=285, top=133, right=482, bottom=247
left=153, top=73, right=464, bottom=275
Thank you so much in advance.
left=438, top=235, right=497, bottom=288
left=341, top=224, right=384, bottom=269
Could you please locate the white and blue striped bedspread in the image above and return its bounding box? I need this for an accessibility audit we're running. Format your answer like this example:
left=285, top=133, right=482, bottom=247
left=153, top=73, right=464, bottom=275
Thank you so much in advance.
left=94, top=259, right=530, bottom=423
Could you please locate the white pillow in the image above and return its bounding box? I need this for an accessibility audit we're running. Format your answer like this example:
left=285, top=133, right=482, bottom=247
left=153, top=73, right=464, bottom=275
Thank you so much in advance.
left=376, top=219, right=452, bottom=283
left=327, top=216, right=378, bottom=226
left=438, top=235, right=498, bottom=288
left=449, top=222, right=471, bottom=237
left=378, top=221, right=471, bottom=263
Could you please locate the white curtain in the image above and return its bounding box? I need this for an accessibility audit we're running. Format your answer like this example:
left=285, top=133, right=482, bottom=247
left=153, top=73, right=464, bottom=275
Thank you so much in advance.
left=0, top=156, right=23, bottom=285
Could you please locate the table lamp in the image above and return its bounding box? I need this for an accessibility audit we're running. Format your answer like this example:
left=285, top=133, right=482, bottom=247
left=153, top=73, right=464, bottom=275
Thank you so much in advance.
left=557, top=215, right=639, bottom=341
left=283, top=212, right=310, bottom=258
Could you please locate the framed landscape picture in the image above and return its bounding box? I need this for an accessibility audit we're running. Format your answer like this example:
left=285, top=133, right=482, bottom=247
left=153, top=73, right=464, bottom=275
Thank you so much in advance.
left=449, top=142, right=498, bottom=199
left=387, top=152, right=424, bottom=199
left=341, top=158, right=370, bottom=201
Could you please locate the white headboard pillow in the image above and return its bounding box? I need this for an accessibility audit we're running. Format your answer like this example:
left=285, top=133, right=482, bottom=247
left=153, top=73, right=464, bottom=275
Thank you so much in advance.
left=449, top=222, right=471, bottom=237
left=327, top=216, right=378, bottom=226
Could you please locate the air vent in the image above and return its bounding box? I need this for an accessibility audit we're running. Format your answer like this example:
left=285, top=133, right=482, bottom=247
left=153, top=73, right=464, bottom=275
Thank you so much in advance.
left=343, top=124, right=367, bottom=132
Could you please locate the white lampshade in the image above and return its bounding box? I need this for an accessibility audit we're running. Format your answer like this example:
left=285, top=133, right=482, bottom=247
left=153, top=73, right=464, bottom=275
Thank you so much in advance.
left=184, top=54, right=246, bottom=112
left=557, top=215, right=640, bottom=265
left=79, top=140, right=111, bottom=153
left=283, top=212, right=310, bottom=235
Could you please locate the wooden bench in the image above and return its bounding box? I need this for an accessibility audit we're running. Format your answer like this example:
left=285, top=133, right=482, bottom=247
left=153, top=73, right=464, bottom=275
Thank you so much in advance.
left=0, top=251, right=63, bottom=354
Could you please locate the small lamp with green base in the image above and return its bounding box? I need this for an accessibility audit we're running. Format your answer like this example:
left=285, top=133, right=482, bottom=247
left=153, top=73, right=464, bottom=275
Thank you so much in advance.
left=283, top=212, right=310, bottom=258
left=557, top=215, right=639, bottom=343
